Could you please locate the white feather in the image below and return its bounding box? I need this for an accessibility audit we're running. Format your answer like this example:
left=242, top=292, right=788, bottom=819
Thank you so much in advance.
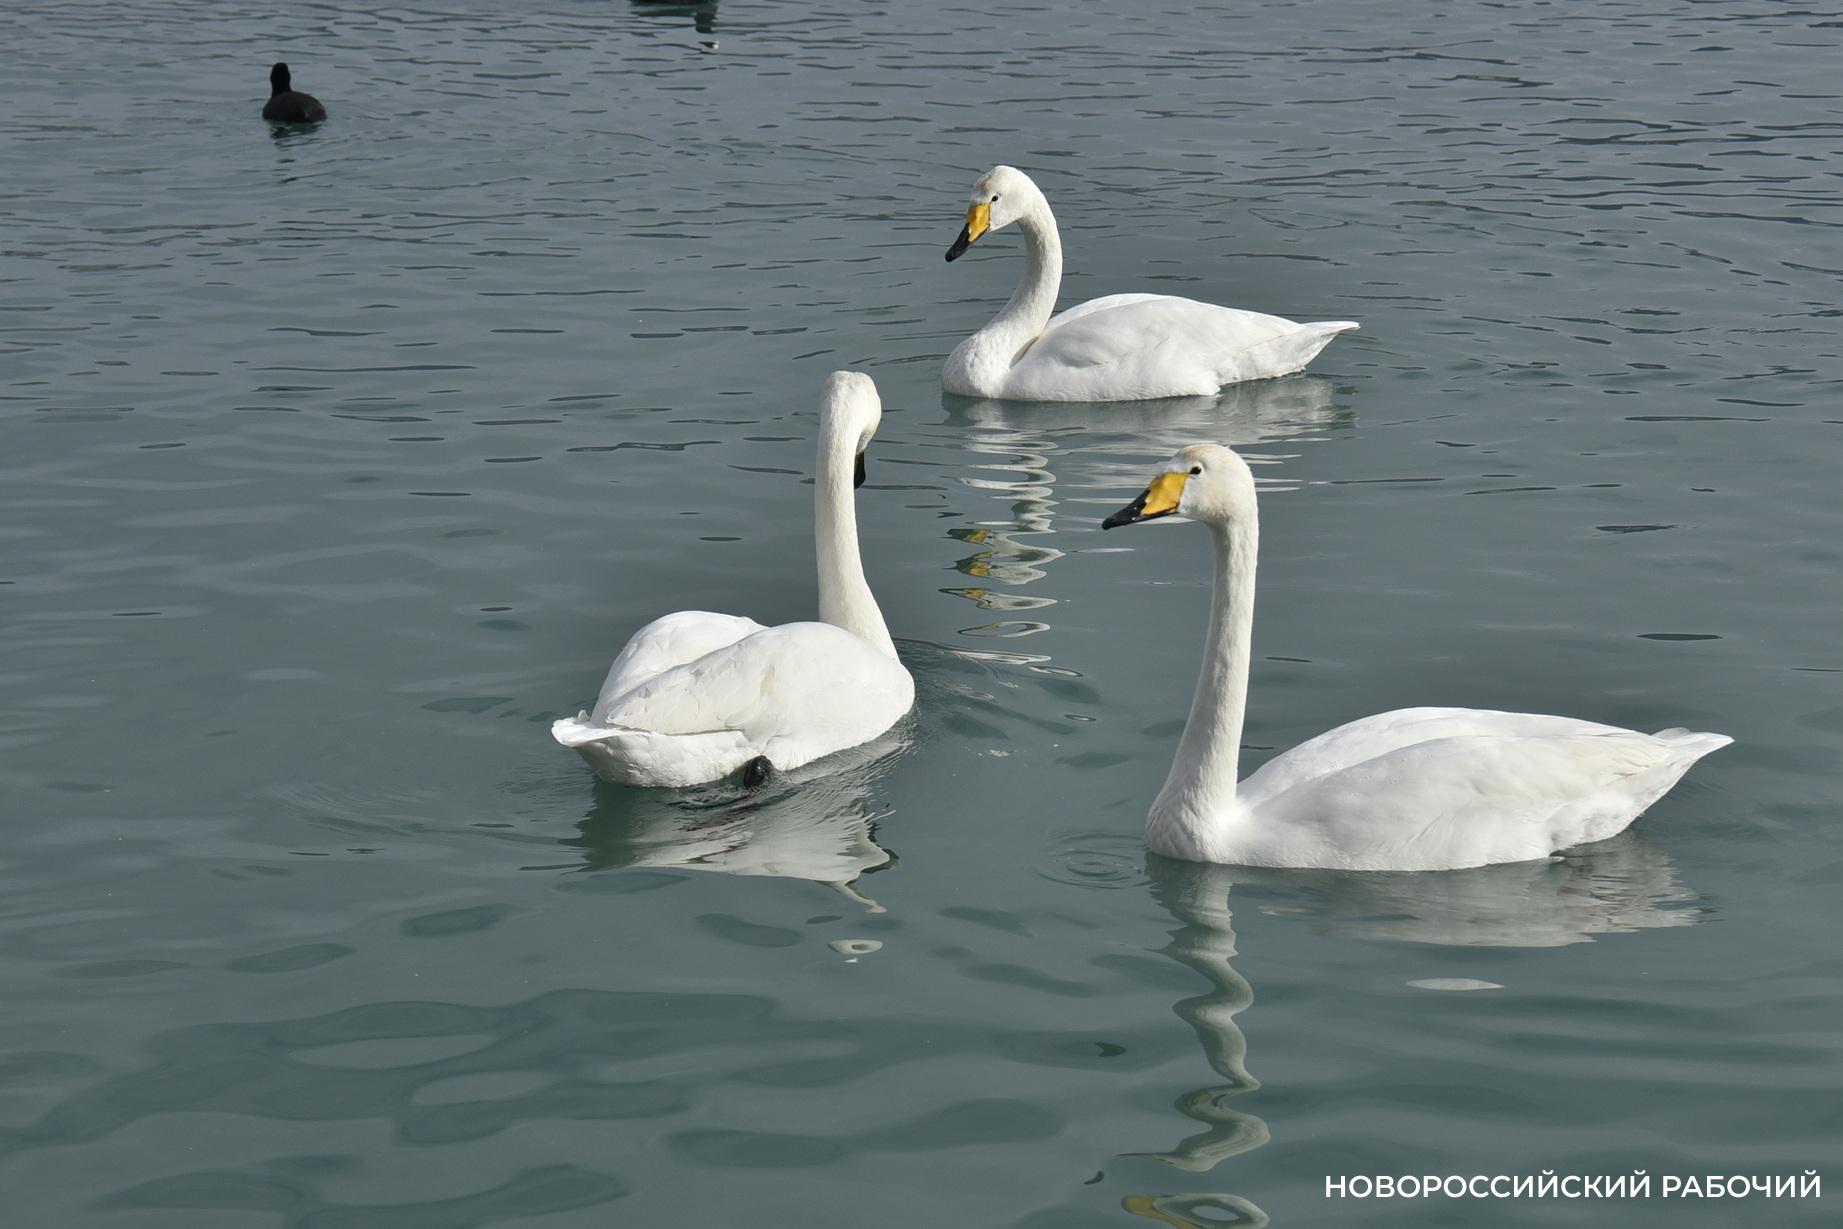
left=588, top=610, right=766, bottom=724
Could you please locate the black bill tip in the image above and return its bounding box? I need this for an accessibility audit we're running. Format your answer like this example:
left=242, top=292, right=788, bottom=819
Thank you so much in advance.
left=1101, top=492, right=1150, bottom=530
left=945, top=225, right=972, bottom=262
left=853, top=451, right=867, bottom=489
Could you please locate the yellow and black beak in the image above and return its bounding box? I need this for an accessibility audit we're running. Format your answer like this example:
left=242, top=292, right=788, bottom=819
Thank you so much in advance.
left=945, top=201, right=991, bottom=262
left=1102, top=471, right=1187, bottom=529
left=854, top=451, right=867, bottom=489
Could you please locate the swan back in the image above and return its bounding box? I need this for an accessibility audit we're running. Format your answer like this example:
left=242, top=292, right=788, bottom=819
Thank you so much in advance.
left=586, top=621, right=913, bottom=781
left=1218, top=718, right=1732, bottom=871
left=588, top=610, right=766, bottom=724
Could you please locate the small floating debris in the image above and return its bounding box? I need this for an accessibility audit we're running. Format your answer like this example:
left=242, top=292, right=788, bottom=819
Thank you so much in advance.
left=1408, top=977, right=1503, bottom=992
left=829, top=939, right=882, bottom=957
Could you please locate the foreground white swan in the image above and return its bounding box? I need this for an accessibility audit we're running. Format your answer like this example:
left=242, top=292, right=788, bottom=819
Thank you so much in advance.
left=552, top=372, right=914, bottom=787
left=942, top=166, right=1357, bottom=401
left=1101, top=444, right=1730, bottom=870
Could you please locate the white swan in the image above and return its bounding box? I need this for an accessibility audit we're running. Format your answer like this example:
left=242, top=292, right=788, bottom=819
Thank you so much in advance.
left=1101, top=443, right=1731, bottom=871
left=551, top=372, right=914, bottom=787
left=942, top=166, right=1357, bottom=402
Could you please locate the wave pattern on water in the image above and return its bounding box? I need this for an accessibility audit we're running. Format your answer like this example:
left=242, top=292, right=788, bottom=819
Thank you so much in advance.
left=1, top=0, right=1838, bottom=1225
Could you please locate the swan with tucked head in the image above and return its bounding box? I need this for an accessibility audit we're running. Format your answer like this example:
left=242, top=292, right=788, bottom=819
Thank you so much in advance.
left=1102, top=444, right=1730, bottom=870
left=943, top=166, right=1357, bottom=402
left=552, top=372, right=913, bottom=788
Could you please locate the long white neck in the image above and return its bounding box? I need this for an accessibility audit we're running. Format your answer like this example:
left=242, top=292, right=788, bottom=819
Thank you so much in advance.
left=947, top=201, right=1063, bottom=390
left=1147, top=516, right=1257, bottom=858
left=814, top=428, right=897, bottom=659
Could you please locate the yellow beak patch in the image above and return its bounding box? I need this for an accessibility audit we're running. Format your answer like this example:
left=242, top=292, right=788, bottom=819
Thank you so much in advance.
left=1101, top=468, right=1190, bottom=530
left=1141, top=470, right=1188, bottom=518
left=964, top=201, right=991, bottom=244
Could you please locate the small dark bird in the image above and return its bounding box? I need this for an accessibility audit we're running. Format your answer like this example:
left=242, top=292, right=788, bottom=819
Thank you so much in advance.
left=262, top=62, right=326, bottom=123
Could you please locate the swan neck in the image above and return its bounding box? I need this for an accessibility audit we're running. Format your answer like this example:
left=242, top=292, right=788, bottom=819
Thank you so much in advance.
left=1000, top=205, right=1062, bottom=339
left=815, top=429, right=896, bottom=659
left=944, top=199, right=1065, bottom=394
left=972, top=204, right=1062, bottom=357
left=1153, top=518, right=1257, bottom=836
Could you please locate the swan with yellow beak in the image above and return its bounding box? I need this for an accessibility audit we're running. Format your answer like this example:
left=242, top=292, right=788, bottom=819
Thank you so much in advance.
left=1101, top=443, right=1731, bottom=871
left=943, top=166, right=1357, bottom=402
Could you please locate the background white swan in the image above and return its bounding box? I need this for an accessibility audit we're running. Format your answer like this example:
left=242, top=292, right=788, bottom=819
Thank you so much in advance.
left=552, top=372, right=914, bottom=787
left=1101, top=443, right=1731, bottom=871
left=942, top=166, right=1357, bottom=402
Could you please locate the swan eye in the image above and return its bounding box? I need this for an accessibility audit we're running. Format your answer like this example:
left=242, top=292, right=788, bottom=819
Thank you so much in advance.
left=1189, top=466, right=1202, bottom=476
left=990, top=194, right=999, bottom=202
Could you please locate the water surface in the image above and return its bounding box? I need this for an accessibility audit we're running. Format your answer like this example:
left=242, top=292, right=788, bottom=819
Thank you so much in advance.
left=3, top=1, right=1839, bottom=1225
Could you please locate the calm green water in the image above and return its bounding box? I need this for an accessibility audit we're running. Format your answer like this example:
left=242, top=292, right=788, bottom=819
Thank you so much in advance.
left=3, top=1, right=1839, bottom=1225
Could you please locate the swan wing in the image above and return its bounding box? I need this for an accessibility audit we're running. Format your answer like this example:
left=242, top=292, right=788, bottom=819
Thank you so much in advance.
left=1240, top=707, right=1628, bottom=800
left=596, top=621, right=914, bottom=762
left=1044, top=292, right=1170, bottom=330
left=1013, top=296, right=1349, bottom=398
left=1235, top=710, right=1729, bottom=870
left=1032, top=296, right=1295, bottom=368
left=588, top=610, right=767, bottom=723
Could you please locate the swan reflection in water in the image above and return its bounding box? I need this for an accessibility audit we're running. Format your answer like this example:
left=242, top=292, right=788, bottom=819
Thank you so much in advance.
left=1256, top=830, right=1702, bottom=948
left=937, top=378, right=1351, bottom=655
left=1121, top=835, right=1700, bottom=1226
left=561, top=728, right=908, bottom=911
left=630, top=0, right=718, bottom=39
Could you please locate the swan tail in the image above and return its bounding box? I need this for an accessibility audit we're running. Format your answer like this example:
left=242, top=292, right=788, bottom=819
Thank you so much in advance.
left=1219, top=319, right=1359, bottom=384
left=1596, top=729, right=1731, bottom=839
left=1652, top=728, right=1734, bottom=761
left=551, top=715, right=754, bottom=787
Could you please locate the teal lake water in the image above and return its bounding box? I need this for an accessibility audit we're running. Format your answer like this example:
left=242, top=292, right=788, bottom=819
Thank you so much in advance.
left=4, top=1, right=1840, bottom=1225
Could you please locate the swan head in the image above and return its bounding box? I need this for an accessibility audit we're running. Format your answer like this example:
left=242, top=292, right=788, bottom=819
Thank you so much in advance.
left=945, top=165, right=1044, bottom=262
left=820, top=370, right=881, bottom=488
left=1100, top=443, right=1255, bottom=530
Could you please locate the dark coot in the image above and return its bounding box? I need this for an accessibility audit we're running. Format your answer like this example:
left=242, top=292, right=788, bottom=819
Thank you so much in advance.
left=262, top=62, right=326, bottom=123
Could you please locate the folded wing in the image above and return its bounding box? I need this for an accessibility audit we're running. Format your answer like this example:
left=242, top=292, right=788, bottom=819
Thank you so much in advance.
left=1031, top=296, right=1296, bottom=372
left=589, top=610, right=767, bottom=723
left=599, top=621, right=913, bottom=757
left=1238, top=708, right=1729, bottom=870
